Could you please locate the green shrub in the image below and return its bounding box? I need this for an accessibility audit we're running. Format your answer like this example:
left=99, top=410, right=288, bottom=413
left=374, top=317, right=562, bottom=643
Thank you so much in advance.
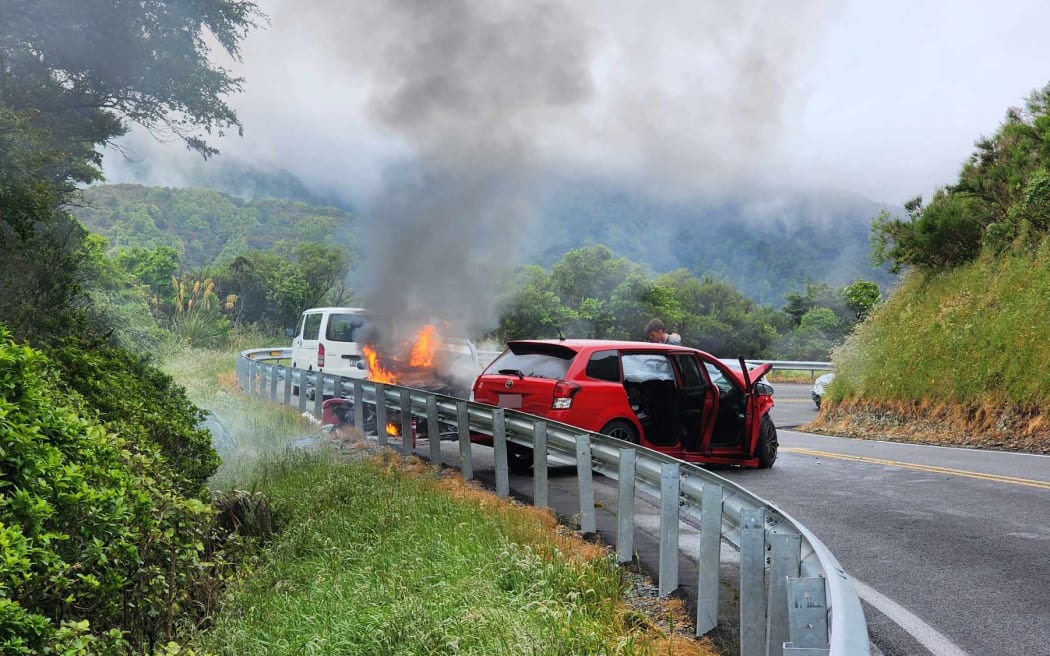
left=0, top=328, right=235, bottom=654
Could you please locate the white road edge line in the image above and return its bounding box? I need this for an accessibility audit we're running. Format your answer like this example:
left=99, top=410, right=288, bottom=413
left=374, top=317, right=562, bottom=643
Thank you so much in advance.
left=853, top=578, right=972, bottom=656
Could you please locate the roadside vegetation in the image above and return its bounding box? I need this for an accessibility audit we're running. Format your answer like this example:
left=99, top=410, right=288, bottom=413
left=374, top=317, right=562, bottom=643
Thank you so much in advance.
left=818, top=82, right=1050, bottom=452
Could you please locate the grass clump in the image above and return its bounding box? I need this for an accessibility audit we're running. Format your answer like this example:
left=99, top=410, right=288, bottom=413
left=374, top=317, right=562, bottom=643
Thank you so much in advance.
left=191, top=451, right=710, bottom=656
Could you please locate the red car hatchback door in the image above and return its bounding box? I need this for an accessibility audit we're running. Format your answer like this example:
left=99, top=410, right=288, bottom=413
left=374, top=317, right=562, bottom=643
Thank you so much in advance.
left=472, top=341, right=578, bottom=416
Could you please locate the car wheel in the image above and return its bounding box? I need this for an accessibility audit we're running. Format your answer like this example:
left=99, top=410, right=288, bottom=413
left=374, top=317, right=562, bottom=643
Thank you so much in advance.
left=600, top=419, right=639, bottom=444
left=814, top=396, right=822, bottom=410
left=507, top=442, right=533, bottom=474
left=756, top=415, right=778, bottom=469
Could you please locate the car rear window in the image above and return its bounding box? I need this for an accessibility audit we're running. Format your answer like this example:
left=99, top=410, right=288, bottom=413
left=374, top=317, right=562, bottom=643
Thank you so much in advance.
left=326, top=314, right=371, bottom=342
left=487, top=342, right=577, bottom=379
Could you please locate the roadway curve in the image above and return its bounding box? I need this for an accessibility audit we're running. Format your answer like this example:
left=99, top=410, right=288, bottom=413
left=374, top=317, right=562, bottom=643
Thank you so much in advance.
left=721, top=383, right=1050, bottom=656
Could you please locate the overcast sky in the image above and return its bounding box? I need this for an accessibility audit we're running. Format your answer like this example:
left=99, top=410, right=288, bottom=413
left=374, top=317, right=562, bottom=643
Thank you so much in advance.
left=106, top=0, right=1050, bottom=206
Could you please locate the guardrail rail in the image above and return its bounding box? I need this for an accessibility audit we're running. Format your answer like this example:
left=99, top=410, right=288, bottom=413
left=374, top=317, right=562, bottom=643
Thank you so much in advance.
left=236, top=347, right=866, bottom=656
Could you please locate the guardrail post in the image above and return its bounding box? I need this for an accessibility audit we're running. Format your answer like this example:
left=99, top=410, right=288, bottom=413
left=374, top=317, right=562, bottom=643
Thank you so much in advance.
left=697, top=482, right=723, bottom=636
left=400, top=388, right=413, bottom=457
left=236, top=357, right=245, bottom=391
left=375, top=383, right=388, bottom=446
left=297, top=370, right=308, bottom=414
left=740, top=508, right=768, bottom=656
left=269, top=364, right=278, bottom=402
left=457, top=402, right=473, bottom=481
left=427, top=395, right=440, bottom=465
left=575, top=435, right=596, bottom=535
left=282, top=365, right=291, bottom=406
left=247, top=360, right=257, bottom=398
left=616, top=448, right=636, bottom=564
left=659, top=463, right=680, bottom=596
left=353, top=381, right=364, bottom=430
left=783, top=577, right=830, bottom=655
left=767, top=533, right=802, bottom=656
left=532, top=421, right=548, bottom=509
left=492, top=409, right=509, bottom=497
left=313, top=374, right=325, bottom=418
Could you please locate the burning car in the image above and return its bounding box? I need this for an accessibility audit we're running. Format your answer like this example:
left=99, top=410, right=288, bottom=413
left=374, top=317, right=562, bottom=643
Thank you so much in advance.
left=320, top=323, right=481, bottom=441
left=470, top=339, right=778, bottom=470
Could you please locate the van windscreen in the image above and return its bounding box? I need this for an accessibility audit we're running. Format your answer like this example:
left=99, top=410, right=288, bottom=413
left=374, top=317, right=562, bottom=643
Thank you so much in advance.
left=327, top=314, right=371, bottom=342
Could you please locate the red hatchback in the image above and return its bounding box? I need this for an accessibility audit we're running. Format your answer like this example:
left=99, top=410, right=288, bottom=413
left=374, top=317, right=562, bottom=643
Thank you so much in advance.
left=471, top=340, right=778, bottom=469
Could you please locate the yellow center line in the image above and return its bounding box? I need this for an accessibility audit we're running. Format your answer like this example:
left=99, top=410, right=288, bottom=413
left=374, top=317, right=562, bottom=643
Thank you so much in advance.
left=782, top=447, right=1050, bottom=490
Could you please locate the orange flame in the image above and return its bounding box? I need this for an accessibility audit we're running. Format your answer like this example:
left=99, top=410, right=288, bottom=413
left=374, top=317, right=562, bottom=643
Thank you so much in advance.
left=386, top=422, right=399, bottom=436
left=409, top=324, right=441, bottom=367
left=364, top=324, right=444, bottom=384
left=363, top=345, right=400, bottom=384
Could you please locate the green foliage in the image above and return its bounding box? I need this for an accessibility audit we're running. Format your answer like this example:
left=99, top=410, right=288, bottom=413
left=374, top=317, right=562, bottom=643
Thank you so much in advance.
left=873, top=82, right=1050, bottom=272
left=0, top=329, right=228, bottom=653
left=842, top=279, right=881, bottom=320
left=831, top=238, right=1050, bottom=407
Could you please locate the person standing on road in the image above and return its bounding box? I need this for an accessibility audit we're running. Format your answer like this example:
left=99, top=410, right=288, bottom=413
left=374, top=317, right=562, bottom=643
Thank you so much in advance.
left=645, top=318, right=681, bottom=345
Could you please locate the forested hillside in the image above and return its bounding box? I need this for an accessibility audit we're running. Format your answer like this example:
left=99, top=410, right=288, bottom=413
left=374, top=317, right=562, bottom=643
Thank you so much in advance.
left=74, top=184, right=361, bottom=269
left=823, top=83, right=1050, bottom=452
left=532, top=181, right=897, bottom=306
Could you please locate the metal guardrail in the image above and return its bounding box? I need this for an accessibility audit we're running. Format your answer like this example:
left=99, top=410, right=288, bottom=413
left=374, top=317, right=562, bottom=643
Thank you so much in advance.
left=236, top=347, right=866, bottom=656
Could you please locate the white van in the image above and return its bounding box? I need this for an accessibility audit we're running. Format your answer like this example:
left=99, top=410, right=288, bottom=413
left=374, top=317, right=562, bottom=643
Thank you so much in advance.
left=290, top=307, right=374, bottom=395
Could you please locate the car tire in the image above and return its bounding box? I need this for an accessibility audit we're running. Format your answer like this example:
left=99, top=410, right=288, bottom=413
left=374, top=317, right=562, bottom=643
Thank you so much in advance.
left=814, top=396, right=822, bottom=410
left=507, top=442, right=533, bottom=474
left=756, top=415, right=778, bottom=469
left=600, top=419, right=639, bottom=444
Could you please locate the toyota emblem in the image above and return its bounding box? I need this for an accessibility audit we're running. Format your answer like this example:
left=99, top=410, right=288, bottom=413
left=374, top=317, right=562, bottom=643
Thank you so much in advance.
left=504, top=380, right=514, bottom=389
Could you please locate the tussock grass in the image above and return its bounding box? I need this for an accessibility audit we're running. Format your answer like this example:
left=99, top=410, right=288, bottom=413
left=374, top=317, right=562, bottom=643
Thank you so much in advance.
left=819, top=240, right=1050, bottom=451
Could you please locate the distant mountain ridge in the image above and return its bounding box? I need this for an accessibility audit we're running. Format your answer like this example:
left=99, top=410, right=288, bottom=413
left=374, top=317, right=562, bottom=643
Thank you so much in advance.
left=81, top=166, right=898, bottom=305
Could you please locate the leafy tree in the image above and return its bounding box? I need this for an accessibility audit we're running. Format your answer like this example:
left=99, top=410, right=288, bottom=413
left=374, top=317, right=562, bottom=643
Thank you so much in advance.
left=497, top=265, right=572, bottom=340
left=843, top=279, right=881, bottom=320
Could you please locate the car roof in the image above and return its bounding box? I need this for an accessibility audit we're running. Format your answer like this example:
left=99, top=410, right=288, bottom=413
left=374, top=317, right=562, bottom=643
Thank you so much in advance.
left=302, top=306, right=370, bottom=314
left=507, top=338, right=715, bottom=357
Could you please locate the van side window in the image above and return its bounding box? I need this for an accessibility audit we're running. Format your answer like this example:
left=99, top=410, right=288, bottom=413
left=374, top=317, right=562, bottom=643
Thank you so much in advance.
left=303, top=313, right=323, bottom=340
left=327, top=315, right=369, bottom=342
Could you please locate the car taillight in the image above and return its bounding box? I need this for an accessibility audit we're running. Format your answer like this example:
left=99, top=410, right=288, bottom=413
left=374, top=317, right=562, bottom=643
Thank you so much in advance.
left=552, top=380, right=580, bottom=409
left=317, top=343, right=325, bottom=368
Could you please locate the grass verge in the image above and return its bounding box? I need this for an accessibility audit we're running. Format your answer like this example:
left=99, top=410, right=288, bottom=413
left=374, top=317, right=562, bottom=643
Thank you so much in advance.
left=163, top=344, right=718, bottom=656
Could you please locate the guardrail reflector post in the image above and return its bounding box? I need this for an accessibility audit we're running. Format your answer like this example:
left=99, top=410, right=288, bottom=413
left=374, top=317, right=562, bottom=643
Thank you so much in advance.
left=269, top=364, right=278, bottom=403
left=767, top=533, right=802, bottom=656
left=374, top=383, right=387, bottom=447
left=282, top=366, right=291, bottom=406
left=492, top=408, right=509, bottom=497
left=313, top=374, right=325, bottom=418
left=659, top=463, right=680, bottom=597
left=457, top=402, right=473, bottom=481
left=740, top=508, right=767, bottom=656
left=532, top=421, right=549, bottom=509
left=427, top=395, right=440, bottom=464
left=697, top=483, right=723, bottom=636
left=616, top=448, right=636, bottom=564
left=353, top=381, right=364, bottom=430
left=575, top=435, right=596, bottom=535
left=784, top=577, right=830, bottom=655
left=400, top=388, right=413, bottom=457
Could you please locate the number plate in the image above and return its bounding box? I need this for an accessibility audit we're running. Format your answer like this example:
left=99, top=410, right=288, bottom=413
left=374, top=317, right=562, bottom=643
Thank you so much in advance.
left=497, top=394, right=522, bottom=409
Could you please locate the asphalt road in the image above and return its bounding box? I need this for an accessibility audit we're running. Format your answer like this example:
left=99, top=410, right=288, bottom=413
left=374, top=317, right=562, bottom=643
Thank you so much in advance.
left=713, top=383, right=1050, bottom=655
